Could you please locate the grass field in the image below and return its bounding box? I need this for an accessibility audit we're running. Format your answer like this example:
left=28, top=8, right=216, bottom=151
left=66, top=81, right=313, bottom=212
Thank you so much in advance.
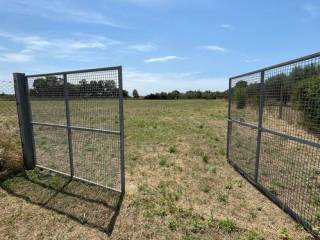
left=0, top=99, right=314, bottom=239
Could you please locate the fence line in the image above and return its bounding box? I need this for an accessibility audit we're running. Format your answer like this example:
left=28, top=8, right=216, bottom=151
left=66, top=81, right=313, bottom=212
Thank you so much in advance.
left=227, top=52, right=320, bottom=236
left=0, top=79, right=22, bottom=171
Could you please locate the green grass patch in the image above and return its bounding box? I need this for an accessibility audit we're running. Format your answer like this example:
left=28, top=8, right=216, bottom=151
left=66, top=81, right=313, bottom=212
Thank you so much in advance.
left=218, top=218, right=238, bottom=234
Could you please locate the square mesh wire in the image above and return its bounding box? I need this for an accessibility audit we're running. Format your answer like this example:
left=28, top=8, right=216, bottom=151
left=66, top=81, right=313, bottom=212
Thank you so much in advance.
left=27, top=75, right=66, bottom=126
left=230, top=72, right=261, bottom=125
left=26, top=67, right=123, bottom=192
left=72, top=130, right=120, bottom=189
left=229, top=123, right=257, bottom=179
left=264, top=56, right=320, bottom=143
left=0, top=79, right=17, bottom=117
left=228, top=53, right=320, bottom=236
left=0, top=78, right=22, bottom=168
left=33, top=125, right=70, bottom=174
left=66, top=70, right=120, bottom=131
left=259, top=132, right=320, bottom=228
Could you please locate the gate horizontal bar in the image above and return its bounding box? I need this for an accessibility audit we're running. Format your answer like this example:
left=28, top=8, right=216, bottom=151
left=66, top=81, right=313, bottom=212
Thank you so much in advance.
left=230, top=51, right=320, bottom=79
left=228, top=119, right=258, bottom=130
left=262, top=127, right=320, bottom=149
left=71, top=126, right=120, bottom=135
left=26, top=66, right=121, bottom=78
left=32, top=122, right=120, bottom=135
left=37, top=164, right=121, bottom=194
left=229, top=119, right=320, bottom=149
left=32, top=122, right=67, bottom=128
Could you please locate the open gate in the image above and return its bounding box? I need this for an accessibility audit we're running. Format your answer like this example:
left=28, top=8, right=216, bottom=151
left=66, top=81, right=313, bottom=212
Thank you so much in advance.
left=14, top=67, right=125, bottom=194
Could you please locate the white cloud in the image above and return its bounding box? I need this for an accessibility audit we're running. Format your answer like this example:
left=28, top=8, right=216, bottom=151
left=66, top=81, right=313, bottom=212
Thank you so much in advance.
left=0, top=32, right=119, bottom=61
left=0, top=32, right=51, bottom=51
left=144, top=55, right=184, bottom=63
left=304, top=3, right=319, bottom=17
left=0, top=52, right=33, bottom=63
left=69, top=41, right=106, bottom=49
left=198, top=45, right=227, bottom=52
left=220, top=24, right=233, bottom=29
left=4, top=0, right=121, bottom=27
left=124, top=69, right=227, bottom=95
left=128, top=43, right=157, bottom=52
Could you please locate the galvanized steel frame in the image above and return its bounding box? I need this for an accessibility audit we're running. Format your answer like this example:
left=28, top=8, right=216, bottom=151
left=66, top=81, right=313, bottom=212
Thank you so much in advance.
left=227, top=52, right=320, bottom=236
left=14, top=66, right=125, bottom=194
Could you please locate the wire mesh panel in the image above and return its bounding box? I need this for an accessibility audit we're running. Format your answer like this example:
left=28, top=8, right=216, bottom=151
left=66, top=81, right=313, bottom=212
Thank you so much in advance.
left=72, top=131, right=120, bottom=189
left=66, top=69, right=122, bottom=190
left=27, top=74, right=66, bottom=126
left=33, top=125, right=70, bottom=174
left=259, top=132, right=320, bottom=228
left=0, top=78, right=22, bottom=170
left=230, top=72, right=261, bottom=125
left=264, top=56, right=320, bottom=143
left=27, top=74, right=69, bottom=174
left=24, top=67, right=124, bottom=193
left=227, top=52, right=320, bottom=236
left=229, top=123, right=257, bottom=179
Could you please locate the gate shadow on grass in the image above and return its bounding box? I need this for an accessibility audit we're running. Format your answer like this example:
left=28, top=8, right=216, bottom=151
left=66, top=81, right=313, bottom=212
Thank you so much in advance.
left=0, top=170, right=124, bottom=235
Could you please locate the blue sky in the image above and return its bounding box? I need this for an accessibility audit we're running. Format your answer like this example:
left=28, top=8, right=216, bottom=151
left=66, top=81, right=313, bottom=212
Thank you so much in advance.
left=0, top=0, right=319, bottom=95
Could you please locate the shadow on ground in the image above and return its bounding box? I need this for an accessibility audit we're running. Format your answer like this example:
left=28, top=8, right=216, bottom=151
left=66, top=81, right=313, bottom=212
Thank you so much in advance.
left=0, top=169, right=124, bottom=235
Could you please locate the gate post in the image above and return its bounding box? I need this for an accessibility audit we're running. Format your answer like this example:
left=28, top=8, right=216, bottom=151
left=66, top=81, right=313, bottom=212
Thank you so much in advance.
left=226, top=77, right=232, bottom=162
left=118, top=66, right=125, bottom=194
left=13, top=73, right=36, bottom=170
left=254, top=70, right=265, bottom=182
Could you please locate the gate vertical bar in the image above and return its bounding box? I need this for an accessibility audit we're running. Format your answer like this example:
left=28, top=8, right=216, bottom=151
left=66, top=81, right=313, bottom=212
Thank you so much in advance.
left=226, top=77, right=232, bottom=162
left=63, top=73, right=74, bottom=177
left=254, top=70, right=265, bottom=182
left=118, top=66, right=125, bottom=194
left=13, top=73, right=36, bottom=170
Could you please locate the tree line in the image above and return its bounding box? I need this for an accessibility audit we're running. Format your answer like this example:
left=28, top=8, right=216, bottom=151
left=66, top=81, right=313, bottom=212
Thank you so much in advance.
left=29, top=76, right=129, bottom=97
left=233, top=64, right=320, bottom=133
left=142, top=90, right=228, bottom=100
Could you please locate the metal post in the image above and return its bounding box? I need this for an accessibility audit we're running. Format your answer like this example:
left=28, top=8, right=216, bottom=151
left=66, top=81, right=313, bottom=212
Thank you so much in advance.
left=254, top=71, right=265, bottom=182
left=118, top=66, right=125, bottom=194
left=63, top=73, right=74, bottom=177
left=13, top=73, right=36, bottom=170
left=226, top=77, right=232, bottom=162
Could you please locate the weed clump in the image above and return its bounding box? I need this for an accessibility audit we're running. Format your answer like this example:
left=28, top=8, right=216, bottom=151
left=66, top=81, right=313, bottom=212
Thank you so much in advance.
left=280, top=228, right=292, bottom=240
left=189, top=216, right=205, bottom=233
left=159, top=157, right=167, bottom=166
left=168, top=219, right=177, bottom=231
left=217, top=192, right=228, bottom=204
left=200, top=182, right=210, bottom=193
left=202, top=155, right=209, bottom=163
left=218, top=218, right=238, bottom=234
left=242, top=231, right=265, bottom=240
left=169, top=146, right=177, bottom=154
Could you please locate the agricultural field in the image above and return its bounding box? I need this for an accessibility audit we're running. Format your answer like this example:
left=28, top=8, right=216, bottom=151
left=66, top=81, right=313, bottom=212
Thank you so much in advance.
left=0, top=99, right=314, bottom=240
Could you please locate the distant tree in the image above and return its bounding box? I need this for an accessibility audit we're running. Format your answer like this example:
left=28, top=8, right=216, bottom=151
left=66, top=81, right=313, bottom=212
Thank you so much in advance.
left=168, top=90, right=180, bottom=99
left=122, top=90, right=129, bottom=98
left=144, top=90, right=227, bottom=100
left=233, top=81, right=248, bottom=109
left=133, top=89, right=139, bottom=99
left=292, top=76, right=320, bottom=132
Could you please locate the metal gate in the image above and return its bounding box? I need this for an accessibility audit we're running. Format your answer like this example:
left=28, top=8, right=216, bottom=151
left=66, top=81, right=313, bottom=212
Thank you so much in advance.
left=227, top=52, right=320, bottom=236
left=14, top=67, right=125, bottom=194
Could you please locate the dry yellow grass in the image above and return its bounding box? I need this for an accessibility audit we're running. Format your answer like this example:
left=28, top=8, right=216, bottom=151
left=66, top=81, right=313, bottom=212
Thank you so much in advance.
left=0, top=99, right=314, bottom=239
